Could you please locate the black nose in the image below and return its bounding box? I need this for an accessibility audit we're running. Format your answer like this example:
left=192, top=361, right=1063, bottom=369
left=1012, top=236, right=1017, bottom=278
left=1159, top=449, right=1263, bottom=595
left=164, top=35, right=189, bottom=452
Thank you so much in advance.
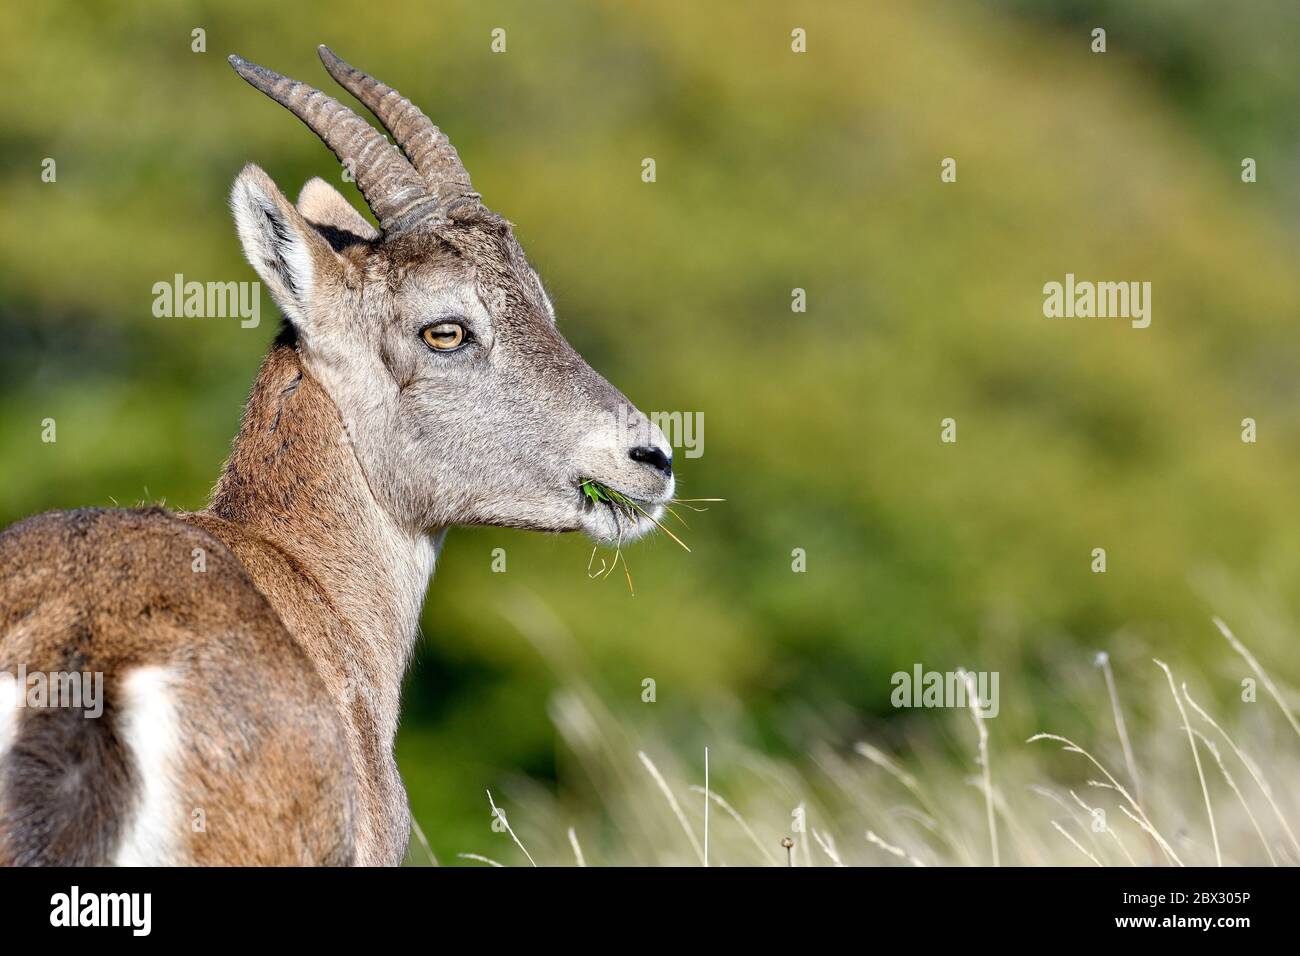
left=629, top=445, right=673, bottom=477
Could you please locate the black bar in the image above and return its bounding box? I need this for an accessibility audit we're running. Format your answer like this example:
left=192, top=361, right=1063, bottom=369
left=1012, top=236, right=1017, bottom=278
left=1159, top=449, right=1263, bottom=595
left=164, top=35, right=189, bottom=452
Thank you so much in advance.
left=0, top=866, right=1280, bottom=941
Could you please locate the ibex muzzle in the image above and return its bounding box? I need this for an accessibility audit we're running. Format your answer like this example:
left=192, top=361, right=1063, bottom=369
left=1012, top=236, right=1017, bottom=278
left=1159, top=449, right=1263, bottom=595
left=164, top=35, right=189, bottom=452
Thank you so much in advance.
left=0, top=47, right=673, bottom=866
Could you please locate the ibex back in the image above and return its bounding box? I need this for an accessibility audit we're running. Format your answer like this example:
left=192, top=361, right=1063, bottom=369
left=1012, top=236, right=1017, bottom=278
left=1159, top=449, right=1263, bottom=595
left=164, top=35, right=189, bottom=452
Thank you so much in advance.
left=0, top=47, right=674, bottom=866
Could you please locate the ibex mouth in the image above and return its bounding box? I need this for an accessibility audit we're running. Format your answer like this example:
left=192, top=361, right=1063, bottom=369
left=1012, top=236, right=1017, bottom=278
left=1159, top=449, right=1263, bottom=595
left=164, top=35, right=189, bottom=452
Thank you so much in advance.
left=575, top=479, right=668, bottom=545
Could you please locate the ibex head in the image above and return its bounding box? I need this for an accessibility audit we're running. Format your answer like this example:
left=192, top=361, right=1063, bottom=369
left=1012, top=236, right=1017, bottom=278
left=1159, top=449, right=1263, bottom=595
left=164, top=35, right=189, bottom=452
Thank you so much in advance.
left=227, top=47, right=673, bottom=542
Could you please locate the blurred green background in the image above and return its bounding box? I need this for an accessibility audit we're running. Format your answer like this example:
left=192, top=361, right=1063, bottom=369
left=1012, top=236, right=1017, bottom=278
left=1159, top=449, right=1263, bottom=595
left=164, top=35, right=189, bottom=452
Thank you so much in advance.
left=3, top=0, right=1299, bottom=861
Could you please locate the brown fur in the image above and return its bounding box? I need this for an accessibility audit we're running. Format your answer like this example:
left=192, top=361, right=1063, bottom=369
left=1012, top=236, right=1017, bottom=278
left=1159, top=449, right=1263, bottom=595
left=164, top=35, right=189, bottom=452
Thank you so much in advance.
left=187, top=334, right=423, bottom=864
left=0, top=506, right=353, bottom=865
left=0, top=334, right=422, bottom=865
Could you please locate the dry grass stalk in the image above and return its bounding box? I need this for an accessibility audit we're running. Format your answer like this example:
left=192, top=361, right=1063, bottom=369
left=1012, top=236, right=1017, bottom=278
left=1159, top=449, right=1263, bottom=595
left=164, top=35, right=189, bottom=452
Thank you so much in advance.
left=638, top=751, right=705, bottom=864
left=1183, top=684, right=1300, bottom=857
left=486, top=790, right=538, bottom=867
left=567, top=827, right=587, bottom=867
left=961, top=670, right=999, bottom=866
left=1214, top=617, right=1300, bottom=739
left=1095, top=651, right=1144, bottom=808
left=1154, top=659, right=1221, bottom=866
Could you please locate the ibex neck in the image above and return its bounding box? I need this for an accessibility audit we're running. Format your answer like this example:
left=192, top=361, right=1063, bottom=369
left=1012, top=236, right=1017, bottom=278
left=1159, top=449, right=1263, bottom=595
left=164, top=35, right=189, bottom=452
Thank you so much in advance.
left=201, top=340, right=437, bottom=740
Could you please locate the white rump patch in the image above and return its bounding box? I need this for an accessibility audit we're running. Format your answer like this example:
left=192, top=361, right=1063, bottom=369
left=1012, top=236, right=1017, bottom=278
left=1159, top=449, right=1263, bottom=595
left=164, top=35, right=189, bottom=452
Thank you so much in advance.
left=113, top=666, right=184, bottom=866
left=0, top=673, right=19, bottom=760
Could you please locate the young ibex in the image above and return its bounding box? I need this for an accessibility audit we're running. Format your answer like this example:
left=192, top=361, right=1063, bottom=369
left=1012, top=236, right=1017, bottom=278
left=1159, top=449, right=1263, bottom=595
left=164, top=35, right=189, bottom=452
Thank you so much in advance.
left=0, top=47, right=674, bottom=866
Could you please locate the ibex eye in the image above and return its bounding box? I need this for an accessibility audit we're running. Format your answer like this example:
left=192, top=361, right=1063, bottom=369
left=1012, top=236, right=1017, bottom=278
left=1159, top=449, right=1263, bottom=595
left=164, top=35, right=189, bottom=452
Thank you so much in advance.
left=420, top=322, right=466, bottom=351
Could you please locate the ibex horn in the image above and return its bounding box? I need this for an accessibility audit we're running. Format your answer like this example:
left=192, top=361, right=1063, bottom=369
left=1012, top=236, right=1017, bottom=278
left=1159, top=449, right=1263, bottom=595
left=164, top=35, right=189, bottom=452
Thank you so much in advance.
left=316, top=45, right=478, bottom=214
left=228, top=53, right=442, bottom=232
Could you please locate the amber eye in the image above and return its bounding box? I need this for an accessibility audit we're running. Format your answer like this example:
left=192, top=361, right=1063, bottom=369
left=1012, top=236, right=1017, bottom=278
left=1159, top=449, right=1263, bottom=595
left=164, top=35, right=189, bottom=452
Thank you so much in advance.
left=421, top=322, right=466, bottom=351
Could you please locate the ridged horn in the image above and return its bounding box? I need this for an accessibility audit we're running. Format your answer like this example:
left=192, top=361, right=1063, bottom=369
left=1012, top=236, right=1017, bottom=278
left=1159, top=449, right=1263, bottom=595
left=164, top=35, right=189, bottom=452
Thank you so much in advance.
left=228, top=53, right=439, bottom=232
left=316, top=45, right=477, bottom=211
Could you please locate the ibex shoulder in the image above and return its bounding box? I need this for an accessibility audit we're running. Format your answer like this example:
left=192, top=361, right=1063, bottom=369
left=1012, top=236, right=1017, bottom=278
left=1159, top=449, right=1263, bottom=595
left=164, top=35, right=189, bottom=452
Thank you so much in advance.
left=0, top=507, right=355, bottom=865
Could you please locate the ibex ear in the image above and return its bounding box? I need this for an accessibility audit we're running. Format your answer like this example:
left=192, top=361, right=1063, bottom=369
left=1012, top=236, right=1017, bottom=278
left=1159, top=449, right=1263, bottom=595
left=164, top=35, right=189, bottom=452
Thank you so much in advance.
left=297, top=178, right=380, bottom=247
left=230, top=164, right=343, bottom=330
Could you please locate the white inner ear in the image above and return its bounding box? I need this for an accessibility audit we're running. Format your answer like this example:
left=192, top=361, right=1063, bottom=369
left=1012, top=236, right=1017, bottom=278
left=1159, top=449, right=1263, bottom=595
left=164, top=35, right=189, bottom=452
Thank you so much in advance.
left=297, top=177, right=380, bottom=242
left=231, top=170, right=317, bottom=327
